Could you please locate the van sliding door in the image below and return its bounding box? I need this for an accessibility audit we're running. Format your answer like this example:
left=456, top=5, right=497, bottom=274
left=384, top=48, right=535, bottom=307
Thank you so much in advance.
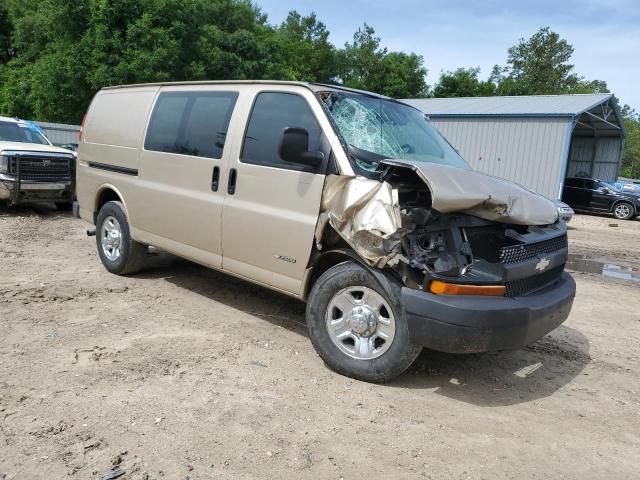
left=134, top=87, right=239, bottom=268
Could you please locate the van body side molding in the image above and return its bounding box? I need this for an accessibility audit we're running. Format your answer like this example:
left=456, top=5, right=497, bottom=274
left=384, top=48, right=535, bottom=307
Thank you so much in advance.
left=88, top=161, right=138, bottom=176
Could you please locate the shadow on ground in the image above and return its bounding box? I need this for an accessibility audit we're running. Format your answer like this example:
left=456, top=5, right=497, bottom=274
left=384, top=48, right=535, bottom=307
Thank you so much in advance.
left=0, top=202, right=62, bottom=217
left=390, top=325, right=590, bottom=406
left=134, top=250, right=591, bottom=407
left=137, top=250, right=308, bottom=336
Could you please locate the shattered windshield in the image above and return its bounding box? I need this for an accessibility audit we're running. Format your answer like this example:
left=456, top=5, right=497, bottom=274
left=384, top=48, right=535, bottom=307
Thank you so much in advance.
left=319, top=91, right=469, bottom=176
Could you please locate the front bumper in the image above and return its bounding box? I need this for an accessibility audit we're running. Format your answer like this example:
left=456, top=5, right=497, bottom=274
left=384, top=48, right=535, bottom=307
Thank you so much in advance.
left=0, top=176, right=74, bottom=204
left=402, top=272, right=576, bottom=353
left=558, top=208, right=574, bottom=222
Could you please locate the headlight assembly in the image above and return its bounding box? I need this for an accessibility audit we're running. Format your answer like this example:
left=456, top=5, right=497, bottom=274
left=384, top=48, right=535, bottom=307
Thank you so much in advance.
left=0, top=155, right=9, bottom=173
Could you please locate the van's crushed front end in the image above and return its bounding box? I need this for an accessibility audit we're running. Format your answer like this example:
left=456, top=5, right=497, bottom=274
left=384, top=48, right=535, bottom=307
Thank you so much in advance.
left=316, top=160, right=575, bottom=353
left=399, top=212, right=574, bottom=354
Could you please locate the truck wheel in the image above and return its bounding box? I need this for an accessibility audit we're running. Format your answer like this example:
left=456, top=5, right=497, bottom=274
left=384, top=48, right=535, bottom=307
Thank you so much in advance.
left=306, top=261, right=421, bottom=383
left=613, top=202, right=634, bottom=220
left=95, top=201, right=147, bottom=275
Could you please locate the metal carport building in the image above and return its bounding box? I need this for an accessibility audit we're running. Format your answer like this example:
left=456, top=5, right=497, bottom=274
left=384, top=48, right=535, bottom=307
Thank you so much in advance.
left=402, top=94, right=626, bottom=200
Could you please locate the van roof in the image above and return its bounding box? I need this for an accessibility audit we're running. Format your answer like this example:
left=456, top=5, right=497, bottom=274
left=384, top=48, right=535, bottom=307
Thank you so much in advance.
left=101, top=80, right=392, bottom=99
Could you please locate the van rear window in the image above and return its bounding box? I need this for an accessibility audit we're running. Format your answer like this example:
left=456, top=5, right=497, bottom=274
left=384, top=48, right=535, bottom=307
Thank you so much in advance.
left=144, top=91, right=238, bottom=159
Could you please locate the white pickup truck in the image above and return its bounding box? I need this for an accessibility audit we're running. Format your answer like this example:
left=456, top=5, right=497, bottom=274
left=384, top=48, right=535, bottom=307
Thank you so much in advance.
left=0, top=116, right=76, bottom=208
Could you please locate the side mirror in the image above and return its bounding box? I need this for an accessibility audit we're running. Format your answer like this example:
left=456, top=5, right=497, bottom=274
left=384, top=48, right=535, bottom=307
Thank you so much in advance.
left=278, top=127, right=324, bottom=167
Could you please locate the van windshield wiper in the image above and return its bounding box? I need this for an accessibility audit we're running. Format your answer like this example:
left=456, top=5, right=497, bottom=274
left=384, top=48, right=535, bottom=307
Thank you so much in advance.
left=347, top=144, right=387, bottom=178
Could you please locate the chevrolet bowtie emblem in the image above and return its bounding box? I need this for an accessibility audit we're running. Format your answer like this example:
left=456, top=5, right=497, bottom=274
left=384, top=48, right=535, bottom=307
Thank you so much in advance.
left=535, top=257, right=551, bottom=272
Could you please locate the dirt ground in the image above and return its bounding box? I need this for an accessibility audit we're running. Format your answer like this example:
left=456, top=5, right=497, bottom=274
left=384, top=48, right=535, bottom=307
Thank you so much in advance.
left=1, top=205, right=639, bottom=480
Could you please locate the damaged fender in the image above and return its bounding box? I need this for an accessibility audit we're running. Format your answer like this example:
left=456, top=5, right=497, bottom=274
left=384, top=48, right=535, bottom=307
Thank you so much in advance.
left=315, top=175, right=406, bottom=268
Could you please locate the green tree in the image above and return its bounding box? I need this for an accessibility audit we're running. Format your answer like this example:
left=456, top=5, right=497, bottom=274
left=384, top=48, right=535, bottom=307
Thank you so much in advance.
left=0, top=0, right=92, bottom=120
left=621, top=106, right=640, bottom=179
left=336, top=23, right=427, bottom=97
left=573, top=79, right=609, bottom=94
left=380, top=51, right=428, bottom=98
left=336, top=23, right=386, bottom=91
left=0, top=0, right=277, bottom=123
left=492, top=27, right=608, bottom=96
left=270, top=10, right=336, bottom=82
left=432, top=67, right=495, bottom=98
left=505, top=27, right=580, bottom=94
left=488, top=64, right=525, bottom=95
left=0, top=4, right=13, bottom=64
left=0, top=2, right=434, bottom=122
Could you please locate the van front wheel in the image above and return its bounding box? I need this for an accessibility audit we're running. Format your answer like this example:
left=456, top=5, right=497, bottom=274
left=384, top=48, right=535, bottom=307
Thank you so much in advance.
left=306, top=261, right=421, bottom=383
left=95, top=201, right=147, bottom=275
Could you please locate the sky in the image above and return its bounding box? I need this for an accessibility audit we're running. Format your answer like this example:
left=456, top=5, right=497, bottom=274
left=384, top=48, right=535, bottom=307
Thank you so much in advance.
left=256, top=0, right=640, bottom=110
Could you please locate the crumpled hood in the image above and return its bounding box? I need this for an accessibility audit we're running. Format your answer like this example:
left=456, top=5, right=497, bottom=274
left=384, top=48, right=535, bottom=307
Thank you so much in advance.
left=380, top=159, right=558, bottom=225
left=0, top=141, right=76, bottom=156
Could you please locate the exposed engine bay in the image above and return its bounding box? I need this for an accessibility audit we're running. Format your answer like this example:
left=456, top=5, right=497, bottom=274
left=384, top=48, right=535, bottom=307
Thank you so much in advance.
left=315, top=159, right=568, bottom=297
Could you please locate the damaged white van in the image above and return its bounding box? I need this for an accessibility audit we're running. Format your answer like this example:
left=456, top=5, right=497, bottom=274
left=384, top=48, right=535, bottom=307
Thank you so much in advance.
left=75, top=81, right=575, bottom=382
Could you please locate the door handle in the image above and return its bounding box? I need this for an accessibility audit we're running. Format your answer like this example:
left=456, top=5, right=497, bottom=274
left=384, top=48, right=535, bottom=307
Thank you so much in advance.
left=211, top=166, right=220, bottom=191
left=227, top=168, right=237, bottom=195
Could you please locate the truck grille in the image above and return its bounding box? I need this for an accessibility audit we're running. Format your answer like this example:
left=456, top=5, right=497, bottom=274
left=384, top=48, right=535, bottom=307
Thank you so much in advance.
left=505, top=265, right=564, bottom=297
left=9, top=155, right=73, bottom=182
left=499, top=235, right=568, bottom=265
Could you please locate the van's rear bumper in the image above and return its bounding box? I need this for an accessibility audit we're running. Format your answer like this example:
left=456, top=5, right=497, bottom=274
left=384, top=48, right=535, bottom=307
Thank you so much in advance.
left=402, top=272, right=576, bottom=353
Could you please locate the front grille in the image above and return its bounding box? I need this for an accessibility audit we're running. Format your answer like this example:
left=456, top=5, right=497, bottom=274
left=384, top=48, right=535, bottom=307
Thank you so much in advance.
left=499, top=234, right=568, bottom=264
left=505, top=265, right=564, bottom=297
left=9, top=155, right=72, bottom=181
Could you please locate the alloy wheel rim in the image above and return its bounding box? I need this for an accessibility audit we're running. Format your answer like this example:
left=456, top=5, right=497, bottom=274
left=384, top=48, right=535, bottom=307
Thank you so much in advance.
left=326, top=286, right=396, bottom=360
left=101, top=215, right=122, bottom=261
left=615, top=204, right=630, bottom=218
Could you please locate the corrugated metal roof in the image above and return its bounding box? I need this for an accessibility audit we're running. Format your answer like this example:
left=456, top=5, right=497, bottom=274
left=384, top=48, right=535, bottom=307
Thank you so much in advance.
left=402, top=93, right=612, bottom=116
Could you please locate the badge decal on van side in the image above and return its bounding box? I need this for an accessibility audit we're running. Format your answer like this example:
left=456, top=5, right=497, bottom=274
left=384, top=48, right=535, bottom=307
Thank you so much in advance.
left=274, top=254, right=297, bottom=264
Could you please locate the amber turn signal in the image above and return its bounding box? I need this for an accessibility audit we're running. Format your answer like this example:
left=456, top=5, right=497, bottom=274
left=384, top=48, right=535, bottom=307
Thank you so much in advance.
left=429, top=280, right=506, bottom=296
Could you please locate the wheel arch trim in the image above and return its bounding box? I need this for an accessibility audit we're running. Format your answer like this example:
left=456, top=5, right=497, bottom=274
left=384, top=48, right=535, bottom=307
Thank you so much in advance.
left=302, top=248, right=400, bottom=303
left=94, top=184, right=128, bottom=222
left=611, top=199, right=637, bottom=216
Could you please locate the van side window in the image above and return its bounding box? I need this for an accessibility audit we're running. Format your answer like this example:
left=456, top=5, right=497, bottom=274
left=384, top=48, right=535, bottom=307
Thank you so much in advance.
left=241, top=92, right=322, bottom=171
left=145, top=91, right=238, bottom=159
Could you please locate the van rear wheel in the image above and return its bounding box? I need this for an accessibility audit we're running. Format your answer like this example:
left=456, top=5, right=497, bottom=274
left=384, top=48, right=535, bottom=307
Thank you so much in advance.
left=306, top=261, right=421, bottom=383
left=96, top=201, right=147, bottom=275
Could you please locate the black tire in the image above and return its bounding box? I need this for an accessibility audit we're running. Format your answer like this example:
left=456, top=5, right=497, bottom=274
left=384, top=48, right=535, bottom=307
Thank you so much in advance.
left=95, top=201, right=147, bottom=275
left=613, top=201, right=635, bottom=220
left=306, top=261, right=421, bottom=383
